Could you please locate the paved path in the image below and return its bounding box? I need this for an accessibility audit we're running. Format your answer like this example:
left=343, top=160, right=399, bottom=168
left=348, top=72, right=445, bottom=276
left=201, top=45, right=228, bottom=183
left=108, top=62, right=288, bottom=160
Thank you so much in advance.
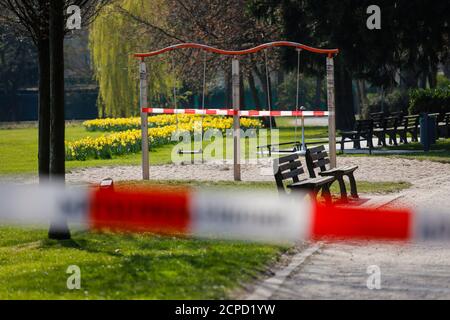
left=267, top=241, right=450, bottom=300
left=247, top=162, right=450, bottom=300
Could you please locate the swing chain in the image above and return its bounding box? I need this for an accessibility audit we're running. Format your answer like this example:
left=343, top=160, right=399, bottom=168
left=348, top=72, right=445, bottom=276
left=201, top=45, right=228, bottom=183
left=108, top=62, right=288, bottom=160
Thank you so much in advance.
left=295, top=48, right=302, bottom=143
left=172, top=54, right=179, bottom=132
left=264, top=50, right=272, bottom=133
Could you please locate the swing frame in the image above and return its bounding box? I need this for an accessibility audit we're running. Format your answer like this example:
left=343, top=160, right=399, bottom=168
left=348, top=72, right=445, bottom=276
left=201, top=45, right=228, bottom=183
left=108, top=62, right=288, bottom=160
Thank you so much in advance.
left=135, top=41, right=339, bottom=181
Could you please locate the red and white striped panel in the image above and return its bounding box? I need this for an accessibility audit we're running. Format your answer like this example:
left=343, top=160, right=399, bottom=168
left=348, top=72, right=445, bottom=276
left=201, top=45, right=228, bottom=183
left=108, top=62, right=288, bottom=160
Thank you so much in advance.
left=239, top=110, right=328, bottom=117
left=141, top=108, right=235, bottom=116
left=1, top=184, right=450, bottom=243
left=141, top=108, right=328, bottom=117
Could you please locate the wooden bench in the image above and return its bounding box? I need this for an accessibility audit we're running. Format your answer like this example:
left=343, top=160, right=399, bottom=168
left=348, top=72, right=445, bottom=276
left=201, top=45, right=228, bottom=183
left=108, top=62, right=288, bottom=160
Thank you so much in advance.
left=373, top=116, right=401, bottom=146
left=438, top=112, right=450, bottom=138
left=305, top=145, right=359, bottom=202
left=370, top=112, right=385, bottom=128
left=339, top=119, right=374, bottom=153
left=273, top=153, right=335, bottom=204
left=370, top=112, right=386, bottom=146
left=397, top=115, right=420, bottom=144
left=390, top=111, right=404, bottom=120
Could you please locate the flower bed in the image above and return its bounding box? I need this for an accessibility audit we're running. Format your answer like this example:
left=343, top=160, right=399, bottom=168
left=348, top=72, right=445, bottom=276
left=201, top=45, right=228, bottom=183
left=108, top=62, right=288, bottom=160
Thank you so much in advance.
left=66, top=125, right=177, bottom=161
left=69, top=115, right=262, bottom=161
left=83, top=115, right=262, bottom=132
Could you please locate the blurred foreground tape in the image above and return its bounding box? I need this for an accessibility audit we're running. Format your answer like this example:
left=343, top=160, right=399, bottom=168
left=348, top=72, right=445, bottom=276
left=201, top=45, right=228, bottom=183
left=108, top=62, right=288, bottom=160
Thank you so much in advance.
left=1, top=184, right=450, bottom=243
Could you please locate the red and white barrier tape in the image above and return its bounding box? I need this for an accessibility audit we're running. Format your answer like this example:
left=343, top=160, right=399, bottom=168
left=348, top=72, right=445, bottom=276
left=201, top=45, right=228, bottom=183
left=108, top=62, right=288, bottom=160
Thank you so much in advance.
left=1, top=184, right=450, bottom=243
left=141, top=108, right=329, bottom=117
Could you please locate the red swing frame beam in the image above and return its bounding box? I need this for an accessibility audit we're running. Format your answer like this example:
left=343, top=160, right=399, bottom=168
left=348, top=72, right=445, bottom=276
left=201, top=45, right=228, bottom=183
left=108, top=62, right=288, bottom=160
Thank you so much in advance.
left=134, top=41, right=338, bottom=59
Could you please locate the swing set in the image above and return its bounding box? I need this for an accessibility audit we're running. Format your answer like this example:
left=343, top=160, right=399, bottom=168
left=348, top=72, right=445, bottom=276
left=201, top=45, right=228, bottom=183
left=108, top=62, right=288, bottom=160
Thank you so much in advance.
left=134, top=41, right=339, bottom=181
left=173, top=50, right=208, bottom=156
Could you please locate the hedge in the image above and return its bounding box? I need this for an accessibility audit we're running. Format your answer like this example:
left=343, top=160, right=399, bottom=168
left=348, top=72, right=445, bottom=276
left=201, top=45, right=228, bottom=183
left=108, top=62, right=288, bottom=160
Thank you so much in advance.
left=409, top=88, right=450, bottom=115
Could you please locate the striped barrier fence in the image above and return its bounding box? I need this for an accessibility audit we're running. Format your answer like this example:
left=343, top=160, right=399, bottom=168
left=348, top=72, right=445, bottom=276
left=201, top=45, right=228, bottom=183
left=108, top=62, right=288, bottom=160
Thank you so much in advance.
left=1, top=184, right=449, bottom=243
left=141, top=108, right=329, bottom=117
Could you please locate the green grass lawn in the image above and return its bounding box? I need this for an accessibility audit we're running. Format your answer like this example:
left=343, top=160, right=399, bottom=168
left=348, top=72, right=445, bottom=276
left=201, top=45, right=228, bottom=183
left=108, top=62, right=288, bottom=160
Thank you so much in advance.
left=120, top=179, right=411, bottom=195
left=0, top=226, right=284, bottom=299
left=0, top=123, right=328, bottom=175
left=384, top=138, right=450, bottom=163
left=0, top=178, right=410, bottom=299
left=341, top=138, right=450, bottom=163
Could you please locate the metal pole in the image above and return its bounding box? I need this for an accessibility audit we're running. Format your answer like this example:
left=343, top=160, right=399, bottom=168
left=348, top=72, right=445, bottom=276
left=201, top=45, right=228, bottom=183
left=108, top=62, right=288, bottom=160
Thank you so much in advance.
left=326, top=56, right=337, bottom=168
left=232, top=59, right=241, bottom=181
left=140, top=60, right=149, bottom=180
left=301, top=106, right=305, bottom=151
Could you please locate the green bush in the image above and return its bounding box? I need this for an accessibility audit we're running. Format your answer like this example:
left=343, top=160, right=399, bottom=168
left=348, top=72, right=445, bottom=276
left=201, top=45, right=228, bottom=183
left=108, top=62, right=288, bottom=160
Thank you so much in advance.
left=437, top=74, right=450, bottom=90
left=368, top=89, right=409, bottom=114
left=409, top=88, right=450, bottom=115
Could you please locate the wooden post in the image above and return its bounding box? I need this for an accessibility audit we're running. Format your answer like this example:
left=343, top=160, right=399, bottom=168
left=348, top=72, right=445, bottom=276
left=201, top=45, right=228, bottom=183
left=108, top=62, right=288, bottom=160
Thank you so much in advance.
left=232, top=59, right=241, bottom=181
left=326, top=56, right=337, bottom=168
left=140, top=60, right=149, bottom=180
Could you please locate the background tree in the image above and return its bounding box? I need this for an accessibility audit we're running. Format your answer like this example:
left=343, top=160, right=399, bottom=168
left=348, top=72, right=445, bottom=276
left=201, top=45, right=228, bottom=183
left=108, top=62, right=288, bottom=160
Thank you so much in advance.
left=0, top=0, right=110, bottom=240
left=249, top=0, right=450, bottom=129
left=0, top=24, right=38, bottom=121
left=90, top=0, right=281, bottom=128
left=90, top=0, right=174, bottom=118
left=0, top=0, right=109, bottom=185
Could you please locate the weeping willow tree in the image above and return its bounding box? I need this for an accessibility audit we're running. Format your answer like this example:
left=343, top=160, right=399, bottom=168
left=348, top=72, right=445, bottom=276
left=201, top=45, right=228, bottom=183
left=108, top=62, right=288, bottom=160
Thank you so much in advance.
left=90, top=0, right=174, bottom=117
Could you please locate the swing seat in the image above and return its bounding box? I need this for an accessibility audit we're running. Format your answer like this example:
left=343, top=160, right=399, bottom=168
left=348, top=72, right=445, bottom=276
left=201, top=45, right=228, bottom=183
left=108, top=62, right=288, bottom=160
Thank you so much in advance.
left=271, top=147, right=300, bottom=153
left=258, top=141, right=304, bottom=156
left=177, top=148, right=203, bottom=155
left=270, top=141, right=302, bottom=153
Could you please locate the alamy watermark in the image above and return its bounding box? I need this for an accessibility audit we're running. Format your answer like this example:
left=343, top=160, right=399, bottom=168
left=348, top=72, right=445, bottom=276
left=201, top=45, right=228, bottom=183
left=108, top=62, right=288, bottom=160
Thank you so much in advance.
left=67, top=5, right=82, bottom=30
left=66, top=265, right=81, bottom=290
left=366, top=5, right=381, bottom=30
left=366, top=265, right=381, bottom=290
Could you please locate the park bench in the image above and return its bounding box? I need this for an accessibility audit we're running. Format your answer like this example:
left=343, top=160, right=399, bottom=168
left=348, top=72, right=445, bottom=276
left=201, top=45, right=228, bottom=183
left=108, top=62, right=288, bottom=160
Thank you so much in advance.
left=373, top=116, right=401, bottom=146
left=370, top=112, right=385, bottom=127
left=370, top=112, right=385, bottom=146
left=390, top=111, right=404, bottom=120
left=438, top=112, right=450, bottom=138
left=273, top=153, right=335, bottom=204
left=397, top=114, right=420, bottom=143
left=339, top=119, right=374, bottom=154
left=305, top=145, right=359, bottom=202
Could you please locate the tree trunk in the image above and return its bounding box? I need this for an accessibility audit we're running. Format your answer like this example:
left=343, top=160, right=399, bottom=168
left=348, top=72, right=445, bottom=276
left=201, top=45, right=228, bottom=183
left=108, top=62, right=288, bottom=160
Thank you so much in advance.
left=48, top=0, right=70, bottom=240
left=334, top=56, right=355, bottom=131
left=224, top=68, right=232, bottom=108
left=443, top=59, right=450, bottom=79
left=239, top=72, right=245, bottom=109
left=38, top=38, right=50, bottom=182
left=314, top=75, right=322, bottom=107
left=356, top=80, right=369, bottom=119
left=400, top=68, right=418, bottom=89
left=428, top=66, right=438, bottom=89
left=354, top=80, right=362, bottom=117
left=248, top=71, right=261, bottom=108
left=418, top=72, right=427, bottom=89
